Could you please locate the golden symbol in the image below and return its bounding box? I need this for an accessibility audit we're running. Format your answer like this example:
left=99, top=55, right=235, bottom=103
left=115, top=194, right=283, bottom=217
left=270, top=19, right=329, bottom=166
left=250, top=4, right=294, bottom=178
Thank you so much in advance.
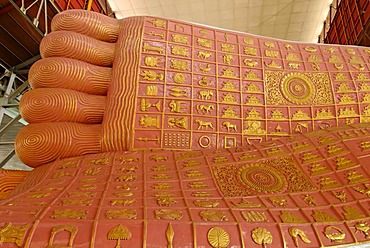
left=207, top=227, right=230, bottom=248
left=168, top=117, right=188, bottom=129
left=195, top=119, right=214, bottom=130
left=251, top=227, right=273, bottom=247
left=171, top=59, right=188, bottom=70
left=222, top=121, right=237, bottom=132
left=144, top=56, right=159, bottom=67
left=145, top=31, right=164, bottom=39
left=265, top=61, right=281, bottom=69
left=140, top=70, right=164, bottom=81
left=304, top=46, right=317, bottom=52
left=200, top=210, right=227, bottom=221
left=150, top=155, right=168, bottom=162
left=106, top=209, right=137, bottom=219
left=198, top=51, right=212, bottom=59
left=143, top=42, right=163, bottom=54
left=168, top=100, right=185, bottom=113
left=198, top=90, right=213, bottom=100
left=264, top=41, right=275, bottom=48
left=244, top=37, right=253, bottom=44
left=169, top=87, right=187, bottom=97
left=136, top=137, right=160, bottom=143
left=199, top=64, right=211, bottom=73
left=0, top=223, right=29, bottom=247
left=196, top=104, right=214, bottom=114
left=221, top=44, right=234, bottom=53
left=246, top=137, right=262, bottom=145
left=285, top=44, right=295, bottom=50
left=171, top=46, right=189, bottom=57
left=223, top=54, right=234, bottom=64
left=198, top=77, right=213, bottom=87
left=241, top=211, right=267, bottom=222
left=140, top=115, right=160, bottom=128
left=107, top=225, right=132, bottom=247
left=51, top=209, right=87, bottom=219
left=354, top=222, right=370, bottom=239
left=175, top=24, right=184, bottom=32
left=148, top=19, right=166, bottom=28
left=197, top=37, right=211, bottom=48
left=173, top=73, right=185, bottom=84
left=166, top=223, right=175, bottom=248
left=154, top=209, right=183, bottom=220
left=48, top=225, right=78, bottom=248
left=172, top=34, right=188, bottom=44
left=199, top=135, right=211, bottom=148
left=288, top=227, right=311, bottom=247
left=244, top=47, right=257, bottom=56
left=244, top=58, right=258, bottom=67
left=324, top=226, right=345, bottom=242
left=140, top=99, right=161, bottom=111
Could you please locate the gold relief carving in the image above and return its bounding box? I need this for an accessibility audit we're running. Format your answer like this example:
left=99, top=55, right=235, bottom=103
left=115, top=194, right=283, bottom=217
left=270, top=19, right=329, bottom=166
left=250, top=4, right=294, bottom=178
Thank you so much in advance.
left=243, top=121, right=266, bottom=135
left=337, top=83, right=352, bottom=92
left=155, top=193, right=177, bottom=206
left=355, top=222, right=370, bottom=238
left=213, top=156, right=228, bottom=163
left=154, top=209, right=183, bottom=220
left=145, top=31, right=165, bottom=39
left=168, top=100, right=185, bottom=113
left=151, top=164, right=169, bottom=172
left=223, top=54, right=234, bottom=65
left=264, top=41, right=274, bottom=48
left=312, top=62, right=320, bottom=70
left=222, top=121, right=237, bottom=132
left=0, top=223, right=29, bottom=247
left=244, top=58, right=258, bottom=67
left=186, top=170, right=204, bottom=178
left=173, top=73, right=185, bottom=84
left=245, top=108, right=262, bottom=119
left=245, top=83, right=262, bottom=92
left=313, top=210, right=338, bottom=222
left=196, top=104, right=214, bottom=114
left=188, top=181, right=209, bottom=189
left=175, top=24, right=184, bottom=32
left=144, top=56, right=159, bottom=67
left=329, top=55, right=342, bottom=63
left=347, top=170, right=366, bottom=184
left=182, top=160, right=201, bottom=168
left=232, top=199, right=262, bottom=208
left=51, top=209, right=87, bottom=219
left=238, top=153, right=257, bottom=161
left=334, top=63, right=344, bottom=70
left=172, top=34, right=189, bottom=44
left=357, top=72, right=370, bottom=80
left=305, top=46, right=317, bottom=52
left=200, top=210, right=227, bottom=221
left=339, top=94, right=356, bottom=104
left=140, top=70, right=164, bottom=81
left=294, top=123, right=309, bottom=133
left=192, top=191, right=213, bottom=197
left=110, top=199, right=136, bottom=206
left=319, top=177, right=340, bottom=189
left=152, top=183, right=172, bottom=190
left=244, top=47, right=257, bottom=56
left=301, top=152, right=319, bottom=163
left=244, top=71, right=260, bottom=80
left=325, top=47, right=336, bottom=53
left=143, top=42, right=163, bottom=54
left=246, top=95, right=262, bottom=105
left=327, top=145, right=345, bottom=156
left=265, top=50, right=278, bottom=58
left=244, top=37, right=254, bottom=44
left=221, top=68, right=237, bottom=78
left=116, top=183, right=137, bottom=191
left=166, top=223, right=174, bottom=248
left=171, top=46, right=189, bottom=57
left=152, top=174, right=172, bottom=180
left=199, top=136, right=211, bottom=148
left=170, top=60, right=188, bottom=71
left=199, top=64, right=211, bottom=73
left=360, top=141, right=370, bottom=150
left=116, top=174, right=137, bottom=182
left=301, top=194, right=317, bottom=206
left=285, top=44, right=295, bottom=50
left=286, top=53, right=299, bottom=61
left=168, top=117, right=188, bottom=129
left=107, top=225, right=132, bottom=247
left=269, top=196, right=288, bottom=207
left=222, top=107, right=238, bottom=118
left=251, top=227, right=273, bottom=247
left=280, top=211, right=305, bottom=223
left=53, top=171, right=73, bottom=179
left=26, top=191, right=50, bottom=198
left=363, top=94, right=370, bottom=103
left=195, top=119, right=214, bottom=130
left=354, top=184, right=370, bottom=196
left=289, top=228, right=311, bottom=246
left=68, top=192, right=96, bottom=197
left=343, top=206, right=366, bottom=220
left=194, top=200, right=219, bottom=208
left=198, top=77, right=213, bottom=87
left=118, top=165, right=138, bottom=173
left=221, top=44, right=234, bottom=53
left=197, top=51, right=212, bottom=60
left=353, top=64, right=366, bottom=72
left=106, top=209, right=137, bottom=219
left=145, top=85, right=158, bottom=96
left=318, top=135, right=336, bottom=145
left=292, top=110, right=310, bottom=120
left=270, top=110, right=286, bottom=120
left=291, top=142, right=311, bottom=152
left=350, top=56, right=364, bottom=64
left=139, top=115, right=160, bottom=128
left=59, top=161, right=77, bottom=169
left=281, top=72, right=314, bottom=104
left=346, top=48, right=356, bottom=55
left=265, top=61, right=281, bottom=69
left=332, top=190, right=347, bottom=203
left=197, top=38, right=211, bottom=48
left=288, top=62, right=300, bottom=69
left=62, top=199, right=92, bottom=206
left=114, top=192, right=134, bottom=197
left=48, top=225, right=78, bottom=248
left=199, top=29, right=209, bottom=36
left=316, top=109, right=334, bottom=119
left=198, top=90, right=213, bottom=100
left=309, top=163, right=330, bottom=176
left=221, top=93, right=237, bottom=103
left=308, top=55, right=322, bottom=62
left=221, top=80, right=236, bottom=90
left=324, top=226, right=346, bottom=243
left=242, top=211, right=267, bottom=222
left=336, top=157, right=356, bottom=169
left=83, top=167, right=101, bottom=176
left=148, top=19, right=166, bottom=28
left=169, top=87, right=187, bottom=97
left=136, top=137, right=160, bottom=143
left=207, top=227, right=230, bottom=248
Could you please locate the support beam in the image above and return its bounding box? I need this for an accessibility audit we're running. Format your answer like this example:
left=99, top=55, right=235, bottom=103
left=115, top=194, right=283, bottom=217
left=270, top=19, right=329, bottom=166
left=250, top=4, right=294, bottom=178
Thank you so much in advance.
left=0, top=114, right=21, bottom=137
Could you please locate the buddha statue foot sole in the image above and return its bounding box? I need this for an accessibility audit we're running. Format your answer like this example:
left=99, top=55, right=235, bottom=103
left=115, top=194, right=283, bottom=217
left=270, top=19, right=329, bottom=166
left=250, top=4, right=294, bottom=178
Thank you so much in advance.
left=3, top=123, right=370, bottom=247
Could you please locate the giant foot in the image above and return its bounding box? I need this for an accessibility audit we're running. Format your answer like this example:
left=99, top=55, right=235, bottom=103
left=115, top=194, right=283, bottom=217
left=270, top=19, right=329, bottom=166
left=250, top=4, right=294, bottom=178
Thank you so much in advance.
left=16, top=10, right=370, bottom=168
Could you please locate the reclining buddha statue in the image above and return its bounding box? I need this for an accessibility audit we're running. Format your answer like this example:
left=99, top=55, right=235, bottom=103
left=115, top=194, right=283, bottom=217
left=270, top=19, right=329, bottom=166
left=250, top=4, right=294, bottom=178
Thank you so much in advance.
left=2, top=9, right=370, bottom=247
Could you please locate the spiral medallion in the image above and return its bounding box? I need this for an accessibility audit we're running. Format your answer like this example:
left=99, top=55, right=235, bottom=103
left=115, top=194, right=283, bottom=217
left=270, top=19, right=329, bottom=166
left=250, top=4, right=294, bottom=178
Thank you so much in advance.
left=239, top=164, right=287, bottom=193
left=281, top=73, right=315, bottom=104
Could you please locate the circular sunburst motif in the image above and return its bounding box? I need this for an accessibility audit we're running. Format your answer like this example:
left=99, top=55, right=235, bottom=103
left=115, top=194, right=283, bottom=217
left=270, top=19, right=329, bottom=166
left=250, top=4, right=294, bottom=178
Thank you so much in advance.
left=207, top=227, right=230, bottom=248
left=173, top=73, right=185, bottom=84
left=239, top=164, right=287, bottom=193
left=281, top=72, right=315, bottom=104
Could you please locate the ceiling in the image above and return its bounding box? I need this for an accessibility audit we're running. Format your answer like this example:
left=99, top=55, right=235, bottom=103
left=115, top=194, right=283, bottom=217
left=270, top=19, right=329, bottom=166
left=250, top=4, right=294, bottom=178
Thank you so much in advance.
left=108, top=0, right=332, bottom=43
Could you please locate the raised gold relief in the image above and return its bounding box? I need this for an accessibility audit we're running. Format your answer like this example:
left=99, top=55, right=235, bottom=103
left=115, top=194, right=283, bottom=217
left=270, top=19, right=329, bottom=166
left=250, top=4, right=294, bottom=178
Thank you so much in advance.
left=221, top=44, right=234, bottom=53
left=173, top=73, right=185, bottom=84
left=140, top=70, right=164, bottom=81
left=144, top=56, right=159, bottom=67
left=0, top=223, right=29, bottom=247
left=343, top=206, right=366, bottom=220
left=197, top=38, right=211, bottom=48
left=107, top=225, right=132, bottom=247
left=155, top=209, right=183, bottom=220
left=51, top=209, right=87, bottom=219
left=106, top=209, right=137, bottom=219
left=172, top=46, right=188, bottom=57
left=198, top=77, right=213, bottom=87
left=171, top=60, right=188, bottom=71
left=166, top=223, right=174, bottom=248
left=155, top=193, right=177, bottom=206
left=312, top=210, right=338, bottom=222
left=143, top=43, right=163, bottom=54
left=200, top=210, right=227, bottom=221
left=195, top=119, right=214, bottom=130
left=324, top=226, right=345, bottom=243
left=146, top=31, right=165, bottom=39
left=207, top=227, right=230, bottom=248
left=48, top=225, right=78, bottom=248
left=194, top=200, right=219, bottom=208
left=251, top=227, right=273, bottom=247
left=288, top=227, right=311, bottom=247
left=242, top=211, right=267, bottom=222
left=148, top=19, right=166, bottom=28
left=280, top=211, right=305, bottom=223
left=223, top=54, right=234, bottom=65
left=354, top=222, right=370, bottom=238
left=221, top=68, right=237, bottom=78
left=244, top=58, right=258, bottom=67
left=301, top=194, right=317, bottom=206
